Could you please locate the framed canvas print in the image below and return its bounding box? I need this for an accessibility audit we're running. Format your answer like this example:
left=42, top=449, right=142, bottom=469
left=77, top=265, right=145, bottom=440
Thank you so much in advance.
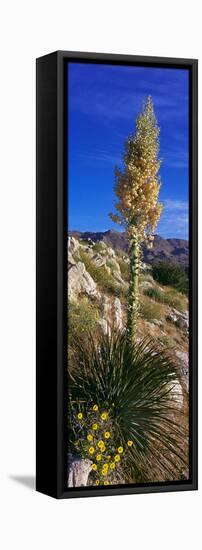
left=36, top=51, right=198, bottom=499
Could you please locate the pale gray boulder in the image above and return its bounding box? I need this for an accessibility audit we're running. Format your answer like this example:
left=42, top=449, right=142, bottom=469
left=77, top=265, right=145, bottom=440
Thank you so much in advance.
left=68, top=261, right=100, bottom=301
left=68, top=457, right=92, bottom=487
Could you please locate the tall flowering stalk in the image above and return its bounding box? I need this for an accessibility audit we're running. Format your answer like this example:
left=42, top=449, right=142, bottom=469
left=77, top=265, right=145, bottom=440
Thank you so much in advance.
left=110, top=97, right=163, bottom=340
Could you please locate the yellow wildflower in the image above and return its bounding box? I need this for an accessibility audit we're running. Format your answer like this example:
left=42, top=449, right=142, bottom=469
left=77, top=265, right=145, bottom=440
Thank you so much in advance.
left=93, top=405, right=98, bottom=411
left=101, top=412, right=108, bottom=421
left=87, top=434, right=93, bottom=442
left=77, top=413, right=83, bottom=420
left=102, top=469, right=108, bottom=476
left=103, top=463, right=108, bottom=471
left=127, top=440, right=133, bottom=447
left=110, top=462, right=115, bottom=470
left=92, top=463, right=97, bottom=471
left=88, top=447, right=95, bottom=455
left=98, top=440, right=104, bottom=449
left=104, top=431, right=110, bottom=439
left=104, top=480, right=109, bottom=485
left=95, top=480, right=99, bottom=486
left=118, top=446, right=123, bottom=454
left=114, top=454, right=120, bottom=462
left=92, top=423, right=98, bottom=430
left=96, top=454, right=102, bottom=461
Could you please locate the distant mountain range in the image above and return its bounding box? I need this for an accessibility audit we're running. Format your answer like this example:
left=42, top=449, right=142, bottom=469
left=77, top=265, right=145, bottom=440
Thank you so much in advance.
left=69, top=230, right=189, bottom=266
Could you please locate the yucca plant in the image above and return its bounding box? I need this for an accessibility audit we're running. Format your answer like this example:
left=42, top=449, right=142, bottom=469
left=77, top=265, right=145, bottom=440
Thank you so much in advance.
left=109, top=97, right=163, bottom=340
left=68, top=331, right=188, bottom=485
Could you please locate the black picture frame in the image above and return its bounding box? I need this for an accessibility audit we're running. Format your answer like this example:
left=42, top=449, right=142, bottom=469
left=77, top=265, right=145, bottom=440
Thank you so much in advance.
left=36, top=50, right=198, bottom=499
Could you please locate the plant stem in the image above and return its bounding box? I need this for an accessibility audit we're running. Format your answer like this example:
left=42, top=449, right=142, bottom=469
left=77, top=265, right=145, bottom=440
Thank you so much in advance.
left=127, top=231, right=140, bottom=342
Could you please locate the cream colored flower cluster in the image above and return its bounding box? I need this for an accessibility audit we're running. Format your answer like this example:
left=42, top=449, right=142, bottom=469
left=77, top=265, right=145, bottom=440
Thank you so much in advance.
left=110, top=97, right=163, bottom=246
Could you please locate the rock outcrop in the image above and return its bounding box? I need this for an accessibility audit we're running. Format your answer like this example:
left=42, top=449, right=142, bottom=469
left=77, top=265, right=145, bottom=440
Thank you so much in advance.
left=68, top=457, right=92, bottom=487
left=68, top=236, right=125, bottom=332
left=175, top=350, right=189, bottom=389
left=68, top=261, right=99, bottom=301
left=98, top=295, right=124, bottom=335
left=166, top=308, right=189, bottom=334
left=168, top=380, right=184, bottom=409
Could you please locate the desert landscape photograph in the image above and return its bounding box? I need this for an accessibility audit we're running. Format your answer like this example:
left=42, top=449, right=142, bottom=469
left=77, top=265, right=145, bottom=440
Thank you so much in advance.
left=67, top=62, right=189, bottom=488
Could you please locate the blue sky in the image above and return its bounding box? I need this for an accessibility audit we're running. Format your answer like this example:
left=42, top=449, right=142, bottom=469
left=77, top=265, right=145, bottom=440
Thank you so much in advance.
left=68, top=62, right=189, bottom=239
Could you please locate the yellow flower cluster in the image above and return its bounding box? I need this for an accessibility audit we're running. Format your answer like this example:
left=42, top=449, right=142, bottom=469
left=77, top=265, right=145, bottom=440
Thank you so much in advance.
left=101, top=412, right=108, bottom=421
left=114, top=454, right=120, bottom=463
left=97, top=440, right=106, bottom=452
left=75, top=405, right=134, bottom=488
left=102, top=463, right=108, bottom=476
left=88, top=446, right=95, bottom=455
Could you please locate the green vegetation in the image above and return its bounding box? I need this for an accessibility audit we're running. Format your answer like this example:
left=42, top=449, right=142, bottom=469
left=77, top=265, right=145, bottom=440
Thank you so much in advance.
left=106, top=259, right=116, bottom=270
left=92, top=242, right=105, bottom=253
left=117, top=257, right=129, bottom=282
left=163, top=289, right=186, bottom=310
left=68, top=332, right=187, bottom=483
left=152, top=262, right=189, bottom=295
left=139, top=297, right=162, bottom=321
left=79, top=239, right=91, bottom=246
left=79, top=250, right=127, bottom=300
left=68, top=298, right=100, bottom=343
left=144, top=286, right=162, bottom=302
left=158, top=335, right=175, bottom=348
left=144, top=286, right=186, bottom=311
left=139, top=272, right=154, bottom=283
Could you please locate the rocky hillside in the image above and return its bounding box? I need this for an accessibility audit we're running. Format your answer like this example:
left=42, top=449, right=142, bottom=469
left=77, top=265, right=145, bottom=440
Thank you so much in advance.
left=68, top=234, right=189, bottom=399
left=69, top=230, right=189, bottom=266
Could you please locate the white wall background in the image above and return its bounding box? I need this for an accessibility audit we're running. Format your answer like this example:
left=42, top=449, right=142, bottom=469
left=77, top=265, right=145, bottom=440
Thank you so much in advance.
left=0, top=1, right=201, bottom=548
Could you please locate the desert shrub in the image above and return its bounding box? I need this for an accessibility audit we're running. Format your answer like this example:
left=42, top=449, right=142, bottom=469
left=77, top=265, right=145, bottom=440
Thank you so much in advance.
left=116, top=250, right=127, bottom=259
left=106, top=259, right=116, bottom=270
left=117, top=257, right=129, bottom=282
left=158, top=335, right=174, bottom=348
left=152, top=262, right=189, bottom=295
left=79, top=239, right=92, bottom=246
left=162, top=289, right=186, bottom=310
left=144, top=287, right=163, bottom=302
left=68, top=298, right=100, bottom=344
left=79, top=250, right=127, bottom=300
left=140, top=272, right=153, bottom=282
left=139, top=298, right=162, bottom=321
left=68, top=332, right=187, bottom=485
left=92, top=242, right=106, bottom=253
left=105, top=281, right=127, bottom=301
left=144, top=286, right=185, bottom=311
